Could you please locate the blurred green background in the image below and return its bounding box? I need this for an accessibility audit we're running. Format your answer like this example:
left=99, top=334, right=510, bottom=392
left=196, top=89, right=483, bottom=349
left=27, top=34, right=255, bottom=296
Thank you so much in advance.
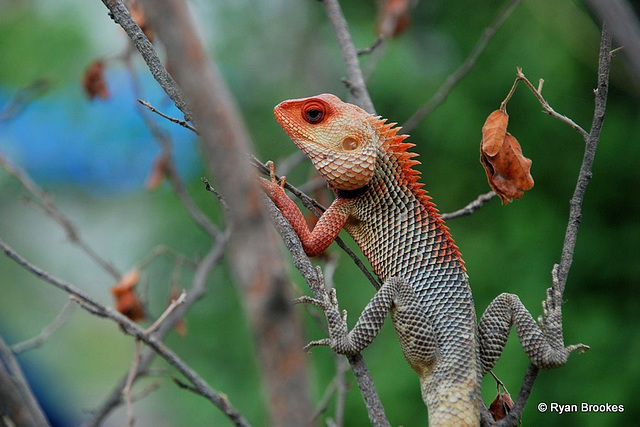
left=1, top=0, right=638, bottom=426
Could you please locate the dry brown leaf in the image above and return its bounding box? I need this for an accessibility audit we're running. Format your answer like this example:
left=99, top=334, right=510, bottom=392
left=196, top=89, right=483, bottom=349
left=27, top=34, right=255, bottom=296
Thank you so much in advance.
left=111, top=268, right=145, bottom=322
left=481, top=109, right=509, bottom=156
left=377, top=0, right=411, bottom=38
left=129, top=0, right=154, bottom=42
left=168, top=286, right=188, bottom=336
left=145, top=151, right=170, bottom=190
left=82, top=60, right=109, bottom=101
left=480, top=110, right=534, bottom=204
left=488, top=391, right=514, bottom=421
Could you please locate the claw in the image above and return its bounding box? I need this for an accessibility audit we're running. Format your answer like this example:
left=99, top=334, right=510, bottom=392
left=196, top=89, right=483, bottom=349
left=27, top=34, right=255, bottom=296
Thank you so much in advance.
left=303, top=338, right=332, bottom=353
left=567, top=343, right=590, bottom=354
left=265, top=160, right=286, bottom=188
left=294, top=295, right=326, bottom=309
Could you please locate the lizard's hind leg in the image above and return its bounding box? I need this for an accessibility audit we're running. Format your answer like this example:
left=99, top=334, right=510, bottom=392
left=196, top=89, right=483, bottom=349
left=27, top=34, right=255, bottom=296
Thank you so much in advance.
left=477, top=280, right=589, bottom=375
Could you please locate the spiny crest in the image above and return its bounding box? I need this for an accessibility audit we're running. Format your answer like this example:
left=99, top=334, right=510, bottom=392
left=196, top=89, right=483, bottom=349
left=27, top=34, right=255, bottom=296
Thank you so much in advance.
left=374, top=117, right=432, bottom=206
left=373, top=117, right=465, bottom=268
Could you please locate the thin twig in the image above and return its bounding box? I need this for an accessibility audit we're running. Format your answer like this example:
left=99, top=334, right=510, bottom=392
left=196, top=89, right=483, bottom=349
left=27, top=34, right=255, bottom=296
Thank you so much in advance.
left=321, top=0, right=375, bottom=114
left=357, top=35, right=385, bottom=56
left=490, top=22, right=612, bottom=427
left=403, top=0, right=523, bottom=133
left=84, top=236, right=228, bottom=426
left=0, top=237, right=249, bottom=427
left=264, top=199, right=390, bottom=427
left=125, top=65, right=220, bottom=239
left=138, top=99, right=199, bottom=134
left=0, top=78, right=52, bottom=122
left=124, top=340, right=142, bottom=427
left=11, top=300, right=76, bottom=354
left=0, top=334, right=50, bottom=426
left=100, top=0, right=192, bottom=121
left=555, top=22, right=611, bottom=293
left=145, top=290, right=186, bottom=334
left=0, top=156, right=121, bottom=279
left=500, top=68, right=588, bottom=138
left=441, top=191, right=497, bottom=220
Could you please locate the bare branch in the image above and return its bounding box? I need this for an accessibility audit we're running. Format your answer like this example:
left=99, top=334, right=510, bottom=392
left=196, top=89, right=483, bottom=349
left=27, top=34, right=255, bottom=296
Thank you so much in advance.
left=357, top=35, right=386, bottom=56
left=0, top=156, right=121, bottom=279
left=0, top=334, right=50, bottom=427
left=0, top=237, right=250, bottom=427
left=100, top=0, right=192, bottom=121
left=138, top=99, right=199, bottom=134
left=11, top=300, right=76, bottom=354
left=264, top=199, right=390, bottom=427
left=0, top=78, right=52, bottom=122
left=403, top=0, right=523, bottom=133
left=145, top=289, right=186, bottom=335
left=321, top=0, right=375, bottom=114
left=124, top=340, right=143, bottom=427
left=84, top=236, right=227, bottom=426
left=441, top=191, right=497, bottom=220
left=582, top=0, right=640, bottom=86
left=490, top=22, right=613, bottom=427
left=500, top=68, right=588, bottom=138
left=555, top=22, right=612, bottom=294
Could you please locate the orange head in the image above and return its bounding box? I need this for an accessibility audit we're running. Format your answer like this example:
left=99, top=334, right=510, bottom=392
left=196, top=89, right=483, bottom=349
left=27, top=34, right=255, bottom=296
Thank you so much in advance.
left=274, top=94, right=380, bottom=191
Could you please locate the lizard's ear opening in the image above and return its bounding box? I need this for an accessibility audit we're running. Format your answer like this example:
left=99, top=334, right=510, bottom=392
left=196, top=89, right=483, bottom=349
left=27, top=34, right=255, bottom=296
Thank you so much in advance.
left=342, top=137, right=359, bottom=151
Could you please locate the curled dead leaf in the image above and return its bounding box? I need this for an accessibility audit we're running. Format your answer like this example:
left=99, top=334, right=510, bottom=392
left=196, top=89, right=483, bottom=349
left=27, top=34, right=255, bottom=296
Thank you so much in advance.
left=377, top=0, right=411, bottom=38
left=480, top=110, right=534, bottom=204
left=111, top=268, right=145, bottom=321
left=82, top=60, right=109, bottom=101
left=129, top=0, right=154, bottom=42
left=168, top=286, right=187, bottom=336
left=481, top=110, right=509, bottom=156
left=488, top=391, right=514, bottom=421
left=146, top=151, right=171, bottom=190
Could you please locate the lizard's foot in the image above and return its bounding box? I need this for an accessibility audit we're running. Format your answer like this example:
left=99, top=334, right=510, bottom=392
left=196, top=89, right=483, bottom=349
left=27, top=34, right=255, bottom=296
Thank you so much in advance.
left=539, top=272, right=589, bottom=356
left=295, top=288, right=353, bottom=354
left=264, top=160, right=286, bottom=187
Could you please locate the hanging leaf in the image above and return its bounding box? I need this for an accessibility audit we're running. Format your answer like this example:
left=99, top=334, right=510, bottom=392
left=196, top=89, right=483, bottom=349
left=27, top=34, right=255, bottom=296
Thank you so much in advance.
left=129, top=0, right=154, bottom=42
left=488, top=391, right=515, bottom=421
left=376, top=0, right=411, bottom=38
left=111, top=268, right=145, bottom=322
left=168, top=286, right=187, bottom=336
left=82, top=60, right=109, bottom=101
left=480, top=110, right=534, bottom=204
left=145, top=151, right=170, bottom=190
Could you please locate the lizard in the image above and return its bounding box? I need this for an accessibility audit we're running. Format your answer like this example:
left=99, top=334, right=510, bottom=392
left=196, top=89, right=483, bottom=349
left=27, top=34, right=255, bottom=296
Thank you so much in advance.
left=260, top=93, right=588, bottom=426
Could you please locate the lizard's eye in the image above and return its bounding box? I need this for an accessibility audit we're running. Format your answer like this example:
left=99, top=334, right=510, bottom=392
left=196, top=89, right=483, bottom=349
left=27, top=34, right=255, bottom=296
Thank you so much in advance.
left=302, top=101, right=326, bottom=124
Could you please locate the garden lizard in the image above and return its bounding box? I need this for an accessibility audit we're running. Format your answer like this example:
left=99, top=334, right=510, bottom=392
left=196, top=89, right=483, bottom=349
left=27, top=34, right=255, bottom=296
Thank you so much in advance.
left=261, top=94, right=588, bottom=426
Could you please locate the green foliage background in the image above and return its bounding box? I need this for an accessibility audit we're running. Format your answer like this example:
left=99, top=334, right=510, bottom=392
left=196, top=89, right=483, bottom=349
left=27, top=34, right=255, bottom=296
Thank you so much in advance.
left=1, top=0, right=639, bottom=426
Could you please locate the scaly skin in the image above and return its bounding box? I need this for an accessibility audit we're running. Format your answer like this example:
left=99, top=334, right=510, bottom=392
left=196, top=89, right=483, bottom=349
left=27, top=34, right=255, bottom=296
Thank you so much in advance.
left=262, top=94, right=588, bottom=426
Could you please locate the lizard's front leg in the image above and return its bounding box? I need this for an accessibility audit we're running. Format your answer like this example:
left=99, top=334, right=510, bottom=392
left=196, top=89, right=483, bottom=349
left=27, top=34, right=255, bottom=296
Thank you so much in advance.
left=478, top=266, right=589, bottom=374
left=260, top=161, right=352, bottom=257
left=298, top=276, right=432, bottom=357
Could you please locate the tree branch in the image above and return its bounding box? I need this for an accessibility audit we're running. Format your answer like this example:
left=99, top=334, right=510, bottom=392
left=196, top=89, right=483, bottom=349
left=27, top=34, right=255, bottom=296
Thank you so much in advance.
left=488, top=22, right=613, bottom=427
left=264, top=199, right=391, bottom=427
left=0, top=334, right=50, bottom=427
left=0, top=238, right=249, bottom=427
left=321, top=0, right=375, bottom=114
left=441, top=191, right=497, bottom=220
left=0, top=155, right=121, bottom=280
left=100, top=0, right=192, bottom=121
left=134, top=0, right=313, bottom=424
left=403, top=0, right=523, bottom=133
